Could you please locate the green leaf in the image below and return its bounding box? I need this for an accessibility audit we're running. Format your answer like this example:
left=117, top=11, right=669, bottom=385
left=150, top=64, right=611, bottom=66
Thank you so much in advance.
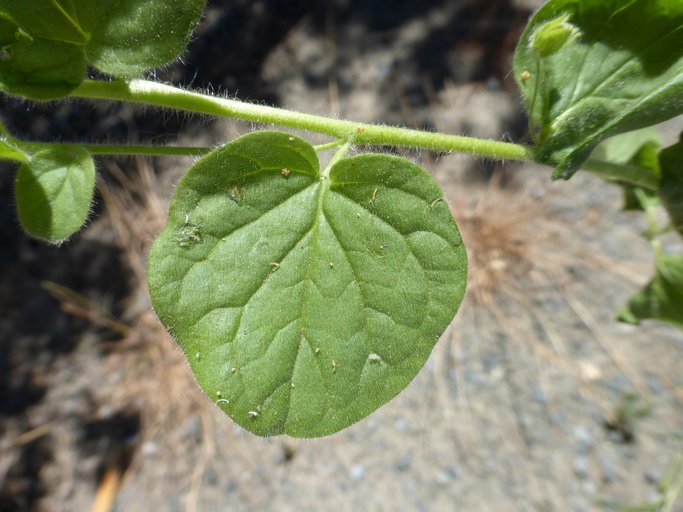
left=85, top=0, right=206, bottom=78
left=15, top=147, right=95, bottom=242
left=147, top=131, right=467, bottom=437
left=514, top=0, right=683, bottom=179
left=0, top=1, right=88, bottom=44
left=0, top=0, right=205, bottom=99
left=658, top=133, right=683, bottom=236
left=618, top=252, right=683, bottom=328
left=0, top=11, right=86, bottom=99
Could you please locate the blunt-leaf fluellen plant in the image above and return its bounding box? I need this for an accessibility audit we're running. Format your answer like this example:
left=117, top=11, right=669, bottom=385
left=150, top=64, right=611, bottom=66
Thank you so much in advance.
left=1, top=0, right=682, bottom=437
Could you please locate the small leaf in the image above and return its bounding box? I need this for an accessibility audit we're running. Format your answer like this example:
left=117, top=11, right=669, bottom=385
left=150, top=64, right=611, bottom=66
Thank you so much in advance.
left=618, top=252, right=683, bottom=328
left=0, top=1, right=88, bottom=44
left=0, top=11, right=86, bottom=99
left=148, top=131, right=468, bottom=437
left=514, top=0, right=683, bottom=179
left=15, top=147, right=95, bottom=242
left=658, top=133, right=683, bottom=236
left=85, top=0, right=206, bottom=78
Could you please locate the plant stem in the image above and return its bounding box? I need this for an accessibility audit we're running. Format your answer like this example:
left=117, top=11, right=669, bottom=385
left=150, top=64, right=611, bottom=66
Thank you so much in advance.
left=70, top=79, right=537, bottom=162
left=61, top=79, right=667, bottom=190
left=314, top=139, right=345, bottom=152
left=18, top=141, right=211, bottom=157
left=322, top=139, right=353, bottom=178
left=582, top=158, right=659, bottom=191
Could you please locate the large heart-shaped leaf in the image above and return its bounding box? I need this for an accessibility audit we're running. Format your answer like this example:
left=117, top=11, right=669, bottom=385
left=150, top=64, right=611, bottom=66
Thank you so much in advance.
left=514, top=0, right=683, bottom=179
left=15, top=147, right=95, bottom=242
left=0, top=0, right=205, bottom=99
left=147, top=131, right=467, bottom=437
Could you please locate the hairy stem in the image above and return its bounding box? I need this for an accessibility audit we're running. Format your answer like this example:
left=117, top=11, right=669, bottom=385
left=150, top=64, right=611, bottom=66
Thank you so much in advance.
left=322, top=139, right=353, bottom=178
left=314, top=139, right=345, bottom=152
left=45, top=79, right=665, bottom=192
left=70, top=79, right=537, bottom=162
left=18, top=141, right=211, bottom=157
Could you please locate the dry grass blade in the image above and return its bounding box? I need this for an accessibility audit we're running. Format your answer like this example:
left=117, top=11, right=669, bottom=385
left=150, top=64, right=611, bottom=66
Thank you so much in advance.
left=90, top=466, right=123, bottom=512
left=41, top=281, right=130, bottom=337
left=8, top=422, right=55, bottom=448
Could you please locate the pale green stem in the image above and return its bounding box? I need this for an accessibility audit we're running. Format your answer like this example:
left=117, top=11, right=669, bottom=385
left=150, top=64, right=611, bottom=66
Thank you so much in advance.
left=322, top=139, right=353, bottom=178
left=634, top=188, right=673, bottom=239
left=18, top=141, right=211, bottom=157
left=70, top=79, right=537, bottom=162
left=20, top=79, right=661, bottom=192
left=314, top=139, right=345, bottom=152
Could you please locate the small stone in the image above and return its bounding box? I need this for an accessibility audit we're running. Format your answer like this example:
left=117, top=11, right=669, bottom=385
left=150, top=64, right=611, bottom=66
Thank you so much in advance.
left=350, top=464, right=365, bottom=481
left=394, top=454, right=412, bottom=472
left=182, top=416, right=202, bottom=443
left=573, top=456, right=590, bottom=479
left=572, top=425, right=594, bottom=452
left=205, top=468, right=218, bottom=485
left=598, top=449, right=621, bottom=483
left=646, top=375, right=663, bottom=394
left=404, top=479, right=418, bottom=493
left=142, top=441, right=158, bottom=456
left=435, top=469, right=452, bottom=485
left=531, top=386, right=548, bottom=404
left=644, top=468, right=662, bottom=485
left=446, top=464, right=460, bottom=479
left=393, top=418, right=409, bottom=432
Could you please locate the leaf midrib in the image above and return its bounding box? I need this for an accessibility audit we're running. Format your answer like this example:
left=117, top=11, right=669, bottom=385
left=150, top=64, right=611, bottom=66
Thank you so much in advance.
left=47, top=0, right=88, bottom=43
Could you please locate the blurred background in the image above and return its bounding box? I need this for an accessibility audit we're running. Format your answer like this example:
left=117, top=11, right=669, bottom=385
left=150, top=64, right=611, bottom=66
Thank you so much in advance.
left=1, top=1, right=682, bottom=511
